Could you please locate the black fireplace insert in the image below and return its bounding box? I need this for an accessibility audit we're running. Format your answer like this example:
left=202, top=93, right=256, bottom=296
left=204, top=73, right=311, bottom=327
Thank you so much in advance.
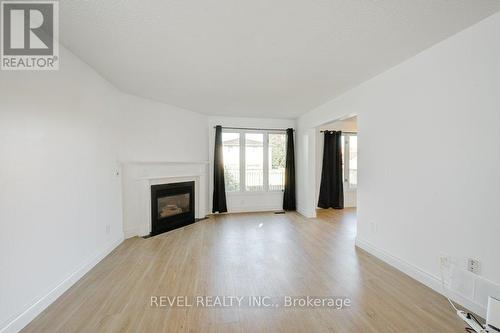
left=150, top=181, right=195, bottom=236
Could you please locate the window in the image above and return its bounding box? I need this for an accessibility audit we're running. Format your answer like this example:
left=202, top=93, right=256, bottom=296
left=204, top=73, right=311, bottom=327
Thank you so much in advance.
left=222, top=130, right=286, bottom=192
left=268, top=133, right=286, bottom=191
left=222, top=132, right=240, bottom=191
left=245, top=133, right=264, bottom=191
left=342, top=134, right=357, bottom=188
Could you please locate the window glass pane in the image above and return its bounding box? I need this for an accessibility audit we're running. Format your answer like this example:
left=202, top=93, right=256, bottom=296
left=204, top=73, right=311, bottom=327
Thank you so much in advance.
left=245, top=133, right=263, bottom=191
left=268, top=133, right=286, bottom=191
left=341, top=135, right=345, bottom=182
left=349, top=136, right=357, bottom=187
left=222, top=132, right=240, bottom=191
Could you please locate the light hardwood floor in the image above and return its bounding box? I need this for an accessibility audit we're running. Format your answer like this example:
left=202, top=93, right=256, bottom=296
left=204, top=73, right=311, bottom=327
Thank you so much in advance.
left=22, top=209, right=466, bottom=332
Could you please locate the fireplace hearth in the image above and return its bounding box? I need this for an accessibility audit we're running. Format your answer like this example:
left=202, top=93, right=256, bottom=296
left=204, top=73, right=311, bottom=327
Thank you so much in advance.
left=150, top=181, right=195, bottom=236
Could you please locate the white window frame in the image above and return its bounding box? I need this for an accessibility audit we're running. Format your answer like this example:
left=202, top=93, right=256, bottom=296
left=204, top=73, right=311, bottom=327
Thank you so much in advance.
left=342, top=133, right=357, bottom=189
left=223, top=129, right=286, bottom=193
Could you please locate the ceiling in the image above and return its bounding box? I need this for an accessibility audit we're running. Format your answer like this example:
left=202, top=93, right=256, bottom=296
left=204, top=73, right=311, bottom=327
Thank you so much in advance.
left=320, top=116, right=358, bottom=132
left=59, top=0, right=500, bottom=119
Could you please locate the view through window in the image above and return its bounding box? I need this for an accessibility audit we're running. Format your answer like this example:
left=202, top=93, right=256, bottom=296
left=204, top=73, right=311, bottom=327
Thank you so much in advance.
left=268, top=134, right=286, bottom=191
left=245, top=133, right=264, bottom=191
left=342, top=134, right=357, bottom=187
left=222, top=131, right=286, bottom=192
left=222, top=132, right=240, bottom=191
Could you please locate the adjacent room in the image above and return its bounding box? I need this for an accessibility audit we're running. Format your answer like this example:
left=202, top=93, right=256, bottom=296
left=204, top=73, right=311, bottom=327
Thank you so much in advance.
left=1, top=1, right=500, bottom=332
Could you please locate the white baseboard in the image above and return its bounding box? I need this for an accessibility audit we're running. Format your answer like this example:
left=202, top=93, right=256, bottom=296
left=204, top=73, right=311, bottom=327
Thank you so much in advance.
left=124, top=226, right=142, bottom=239
left=297, top=206, right=316, bottom=218
left=227, top=205, right=283, bottom=213
left=0, top=236, right=124, bottom=333
left=355, top=238, right=487, bottom=317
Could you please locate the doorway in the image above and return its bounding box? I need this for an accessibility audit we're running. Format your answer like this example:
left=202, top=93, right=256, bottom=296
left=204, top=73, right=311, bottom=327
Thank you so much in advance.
left=315, top=116, right=358, bottom=209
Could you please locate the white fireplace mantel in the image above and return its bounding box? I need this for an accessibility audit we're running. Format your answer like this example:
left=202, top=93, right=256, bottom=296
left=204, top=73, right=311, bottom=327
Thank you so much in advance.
left=121, top=162, right=208, bottom=238
left=135, top=174, right=205, bottom=181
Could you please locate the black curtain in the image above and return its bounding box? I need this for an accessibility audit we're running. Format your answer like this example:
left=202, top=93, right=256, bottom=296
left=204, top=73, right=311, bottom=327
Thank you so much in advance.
left=318, top=131, right=344, bottom=209
left=212, top=125, right=228, bottom=213
left=283, top=128, right=296, bottom=211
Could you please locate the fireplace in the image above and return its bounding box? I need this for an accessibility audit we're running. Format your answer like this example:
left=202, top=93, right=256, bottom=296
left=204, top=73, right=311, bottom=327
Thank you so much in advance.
left=150, top=181, right=195, bottom=236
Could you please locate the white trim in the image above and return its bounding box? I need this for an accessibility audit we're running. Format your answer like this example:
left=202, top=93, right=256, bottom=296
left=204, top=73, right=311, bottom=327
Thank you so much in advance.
left=297, top=206, right=316, bottom=218
left=133, top=175, right=206, bottom=237
left=135, top=173, right=205, bottom=181
left=355, top=238, right=487, bottom=317
left=121, top=160, right=209, bottom=165
left=0, top=237, right=124, bottom=333
left=226, top=190, right=283, bottom=196
left=226, top=205, right=283, bottom=213
left=222, top=129, right=286, bottom=194
left=123, top=227, right=142, bottom=239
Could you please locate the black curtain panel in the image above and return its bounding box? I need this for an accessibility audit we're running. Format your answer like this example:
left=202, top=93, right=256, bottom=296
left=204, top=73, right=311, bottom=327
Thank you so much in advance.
left=318, top=131, right=344, bottom=209
left=212, top=125, right=228, bottom=213
left=283, top=128, right=296, bottom=211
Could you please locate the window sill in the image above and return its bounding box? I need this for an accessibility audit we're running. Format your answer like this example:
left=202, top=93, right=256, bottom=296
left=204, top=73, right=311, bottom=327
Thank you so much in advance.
left=226, top=191, right=284, bottom=196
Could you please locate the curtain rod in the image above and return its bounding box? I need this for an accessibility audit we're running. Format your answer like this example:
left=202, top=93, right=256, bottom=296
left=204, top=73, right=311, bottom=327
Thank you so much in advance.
left=320, top=130, right=357, bottom=134
left=215, top=126, right=294, bottom=132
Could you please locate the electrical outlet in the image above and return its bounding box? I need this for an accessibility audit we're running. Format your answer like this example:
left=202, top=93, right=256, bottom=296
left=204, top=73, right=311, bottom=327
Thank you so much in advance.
left=467, top=258, right=481, bottom=274
left=440, top=255, right=451, bottom=268
left=106, top=224, right=111, bottom=235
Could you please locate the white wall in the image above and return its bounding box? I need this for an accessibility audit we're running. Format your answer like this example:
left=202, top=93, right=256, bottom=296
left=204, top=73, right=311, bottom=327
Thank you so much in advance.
left=117, top=94, right=208, bottom=163
left=297, top=12, right=500, bottom=316
left=0, top=47, right=124, bottom=332
left=0, top=47, right=212, bottom=332
left=208, top=116, right=295, bottom=213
